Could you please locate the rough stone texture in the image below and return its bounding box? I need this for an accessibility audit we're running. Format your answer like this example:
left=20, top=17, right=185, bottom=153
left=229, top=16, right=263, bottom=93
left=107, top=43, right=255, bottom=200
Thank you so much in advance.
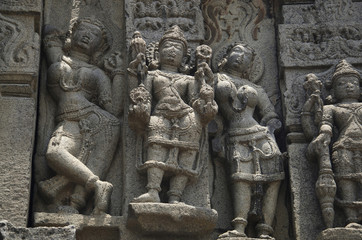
left=280, top=1, right=362, bottom=240
left=0, top=220, right=76, bottom=240
left=34, top=0, right=126, bottom=217
left=34, top=212, right=122, bottom=240
left=127, top=203, right=217, bottom=236
left=1, top=0, right=361, bottom=240
left=316, top=227, right=362, bottom=240
left=0, top=1, right=41, bottom=227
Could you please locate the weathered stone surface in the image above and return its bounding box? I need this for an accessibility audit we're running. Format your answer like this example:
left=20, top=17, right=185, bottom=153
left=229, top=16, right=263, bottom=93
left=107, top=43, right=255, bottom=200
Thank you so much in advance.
left=34, top=212, right=123, bottom=228
left=34, top=0, right=126, bottom=217
left=0, top=0, right=42, bottom=12
left=279, top=0, right=362, bottom=67
left=127, top=203, right=218, bottom=236
left=0, top=7, right=41, bottom=228
left=34, top=212, right=122, bottom=240
left=0, top=220, right=76, bottom=240
left=214, top=43, right=284, bottom=239
left=317, top=227, right=362, bottom=240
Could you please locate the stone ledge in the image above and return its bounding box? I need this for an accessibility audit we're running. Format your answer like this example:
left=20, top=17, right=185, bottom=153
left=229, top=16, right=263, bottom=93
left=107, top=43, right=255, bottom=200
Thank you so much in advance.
left=317, top=227, right=362, bottom=240
left=33, top=212, right=123, bottom=229
left=0, top=220, right=75, bottom=240
left=127, top=203, right=218, bottom=236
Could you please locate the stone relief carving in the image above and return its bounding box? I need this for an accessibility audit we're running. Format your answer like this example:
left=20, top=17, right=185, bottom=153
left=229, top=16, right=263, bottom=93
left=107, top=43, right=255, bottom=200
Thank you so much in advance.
left=280, top=0, right=362, bottom=66
left=214, top=43, right=284, bottom=239
left=129, top=0, right=202, bottom=43
left=0, top=0, right=41, bottom=11
left=37, top=18, right=121, bottom=215
left=202, top=0, right=267, bottom=76
left=302, top=60, right=362, bottom=229
left=284, top=25, right=362, bottom=62
left=128, top=25, right=218, bottom=204
left=202, top=0, right=266, bottom=45
left=0, top=13, right=40, bottom=72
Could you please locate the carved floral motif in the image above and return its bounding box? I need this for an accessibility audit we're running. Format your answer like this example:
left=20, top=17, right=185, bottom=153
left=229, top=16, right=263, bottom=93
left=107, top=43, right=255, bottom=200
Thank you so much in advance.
left=0, top=13, right=39, bottom=71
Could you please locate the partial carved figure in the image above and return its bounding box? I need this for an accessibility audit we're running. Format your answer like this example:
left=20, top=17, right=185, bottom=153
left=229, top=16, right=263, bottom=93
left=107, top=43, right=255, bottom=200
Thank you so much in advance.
left=306, top=60, right=362, bottom=228
left=128, top=26, right=218, bottom=204
left=215, top=43, right=284, bottom=239
left=38, top=18, right=121, bottom=215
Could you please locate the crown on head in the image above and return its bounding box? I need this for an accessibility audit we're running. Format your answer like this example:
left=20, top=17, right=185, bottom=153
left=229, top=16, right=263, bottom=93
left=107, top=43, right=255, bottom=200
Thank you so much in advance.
left=159, top=25, right=187, bottom=54
left=332, top=59, right=361, bottom=83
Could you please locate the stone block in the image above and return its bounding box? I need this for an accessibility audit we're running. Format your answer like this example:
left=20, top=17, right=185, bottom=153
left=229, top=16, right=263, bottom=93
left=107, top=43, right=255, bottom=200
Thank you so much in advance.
left=127, top=203, right=218, bottom=237
left=0, top=220, right=76, bottom=240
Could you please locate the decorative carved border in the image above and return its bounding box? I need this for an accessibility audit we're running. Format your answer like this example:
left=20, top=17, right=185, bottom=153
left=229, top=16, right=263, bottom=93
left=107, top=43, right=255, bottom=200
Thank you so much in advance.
left=0, top=73, right=36, bottom=98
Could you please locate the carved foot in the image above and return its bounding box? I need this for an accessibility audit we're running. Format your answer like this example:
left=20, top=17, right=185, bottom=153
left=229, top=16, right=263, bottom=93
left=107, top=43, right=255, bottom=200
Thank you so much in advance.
left=218, top=230, right=246, bottom=238
left=92, top=180, right=113, bottom=215
left=346, top=223, right=362, bottom=229
left=259, top=234, right=275, bottom=240
left=133, top=190, right=160, bottom=203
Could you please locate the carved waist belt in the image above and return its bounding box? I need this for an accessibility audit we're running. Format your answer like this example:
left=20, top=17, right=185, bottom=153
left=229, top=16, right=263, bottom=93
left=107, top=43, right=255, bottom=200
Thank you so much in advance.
left=228, top=126, right=269, bottom=143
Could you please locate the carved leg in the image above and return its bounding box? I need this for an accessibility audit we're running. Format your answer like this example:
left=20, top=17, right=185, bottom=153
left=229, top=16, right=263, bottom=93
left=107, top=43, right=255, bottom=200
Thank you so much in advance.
left=46, top=135, right=99, bottom=189
left=168, top=150, right=196, bottom=203
left=133, top=167, right=164, bottom=203
left=219, top=181, right=250, bottom=238
left=257, top=180, right=281, bottom=239
left=338, top=179, right=359, bottom=225
left=168, top=175, right=188, bottom=204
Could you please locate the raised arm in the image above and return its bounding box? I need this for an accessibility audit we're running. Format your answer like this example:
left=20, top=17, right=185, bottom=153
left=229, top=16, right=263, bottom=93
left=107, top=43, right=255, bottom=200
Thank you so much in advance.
left=43, top=25, right=65, bottom=65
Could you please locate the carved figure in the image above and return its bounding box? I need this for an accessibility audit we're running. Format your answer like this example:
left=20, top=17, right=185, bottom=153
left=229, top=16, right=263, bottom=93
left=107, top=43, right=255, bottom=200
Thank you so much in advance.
left=38, top=18, right=121, bottom=215
left=128, top=26, right=217, bottom=204
left=306, top=60, right=362, bottom=228
left=215, top=43, right=284, bottom=239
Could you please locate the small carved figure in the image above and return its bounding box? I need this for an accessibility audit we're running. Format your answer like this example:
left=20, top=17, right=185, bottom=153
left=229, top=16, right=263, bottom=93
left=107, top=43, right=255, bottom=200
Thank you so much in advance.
left=38, top=18, right=121, bottom=215
left=307, top=60, right=362, bottom=228
left=128, top=26, right=218, bottom=204
left=215, top=43, right=284, bottom=239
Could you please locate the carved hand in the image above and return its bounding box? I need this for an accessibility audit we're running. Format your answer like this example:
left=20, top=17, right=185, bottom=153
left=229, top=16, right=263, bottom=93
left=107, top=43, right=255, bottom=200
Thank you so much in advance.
left=314, top=132, right=332, bottom=147
left=104, top=51, right=124, bottom=76
left=267, top=118, right=282, bottom=134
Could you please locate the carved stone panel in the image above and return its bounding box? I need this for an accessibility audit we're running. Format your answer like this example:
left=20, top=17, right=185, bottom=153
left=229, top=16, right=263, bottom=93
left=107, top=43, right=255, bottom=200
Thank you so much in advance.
left=32, top=1, right=126, bottom=235
left=125, top=0, right=204, bottom=44
left=280, top=0, right=362, bottom=67
left=279, top=1, right=362, bottom=240
left=0, top=7, right=41, bottom=227
left=0, top=0, right=42, bottom=12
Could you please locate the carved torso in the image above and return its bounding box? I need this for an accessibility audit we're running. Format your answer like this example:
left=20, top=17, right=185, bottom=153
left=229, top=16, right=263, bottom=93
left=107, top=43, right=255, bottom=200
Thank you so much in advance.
left=47, top=56, right=109, bottom=120
left=148, top=70, right=194, bottom=118
left=323, top=102, right=362, bottom=149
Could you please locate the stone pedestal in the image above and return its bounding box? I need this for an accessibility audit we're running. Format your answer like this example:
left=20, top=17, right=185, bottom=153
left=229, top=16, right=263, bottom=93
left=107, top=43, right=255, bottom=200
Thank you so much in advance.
left=317, top=227, right=362, bottom=240
left=34, top=212, right=123, bottom=240
left=127, top=203, right=218, bottom=237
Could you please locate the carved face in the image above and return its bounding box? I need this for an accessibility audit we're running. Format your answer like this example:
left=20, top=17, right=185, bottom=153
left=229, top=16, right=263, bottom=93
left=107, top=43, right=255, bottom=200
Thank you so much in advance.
left=226, top=45, right=253, bottom=75
left=333, top=75, right=360, bottom=101
left=159, top=40, right=185, bottom=69
left=71, top=22, right=103, bottom=56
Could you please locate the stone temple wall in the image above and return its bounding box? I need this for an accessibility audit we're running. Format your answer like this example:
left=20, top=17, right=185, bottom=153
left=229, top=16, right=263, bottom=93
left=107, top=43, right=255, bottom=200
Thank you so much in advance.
left=0, top=0, right=361, bottom=239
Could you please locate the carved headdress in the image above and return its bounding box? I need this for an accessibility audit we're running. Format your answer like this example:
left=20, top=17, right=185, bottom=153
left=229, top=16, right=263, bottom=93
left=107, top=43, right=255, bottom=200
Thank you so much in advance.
left=159, top=25, right=187, bottom=55
left=332, top=59, right=361, bottom=83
